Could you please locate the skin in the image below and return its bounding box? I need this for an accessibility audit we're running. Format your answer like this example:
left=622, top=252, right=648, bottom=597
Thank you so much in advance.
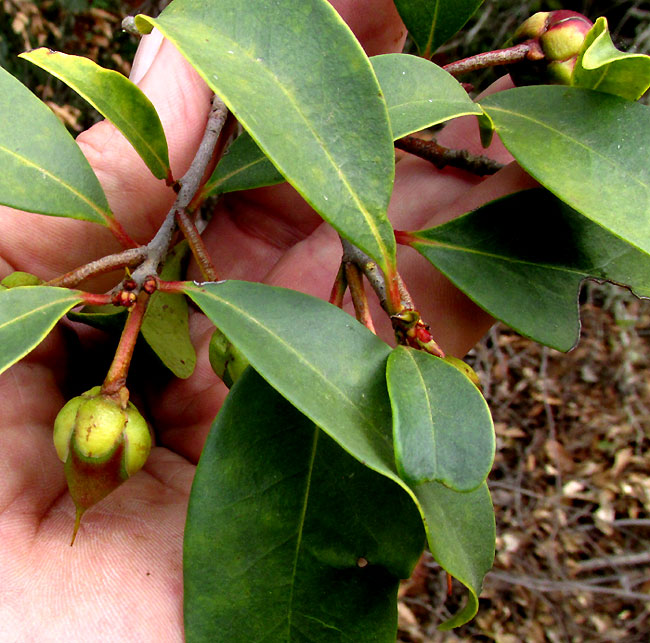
left=0, top=1, right=536, bottom=639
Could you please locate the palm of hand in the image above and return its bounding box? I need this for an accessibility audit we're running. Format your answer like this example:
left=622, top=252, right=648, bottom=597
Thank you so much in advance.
left=0, top=3, right=529, bottom=639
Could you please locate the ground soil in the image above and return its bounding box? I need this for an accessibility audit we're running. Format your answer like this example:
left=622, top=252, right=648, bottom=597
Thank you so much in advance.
left=398, top=283, right=650, bottom=642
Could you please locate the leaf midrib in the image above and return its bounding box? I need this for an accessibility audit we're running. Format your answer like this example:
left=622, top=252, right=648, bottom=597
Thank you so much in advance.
left=191, top=287, right=394, bottom=456
left=0, top=293, right=80, bottom=330
left=483, top=103, right=649, bottom=193
left=155, top=19, right=393, bottom=269
left=413, top=236, right=613, bottom=279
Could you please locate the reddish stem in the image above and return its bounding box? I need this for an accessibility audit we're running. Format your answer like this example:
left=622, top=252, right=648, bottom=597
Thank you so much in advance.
left=102, top=291, right=149, bottom=397
left=328, top=264, right=347, bottom=308
left=394, top=230, right=417, bottom=246
left=175, top=209, right=219, bottom=281
left=107, top=218, right=139, bottom=249
left=344, top=262, right=376, bottom=333
left=156, top=279, right=190, bottom=295
left=80, top=292, right=114, bottom=307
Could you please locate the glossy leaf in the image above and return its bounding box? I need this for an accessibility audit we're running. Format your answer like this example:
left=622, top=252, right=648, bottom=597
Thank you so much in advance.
left=141, top=242, right=195, bottom=378
left=0, top=64, right=112, bottom=224
left=413, top=481, right=494, bottom=630
left=573, top=17, right=650, bottom=101
left=136, top=0, right=396, bottom=275
left=185, top=369, right=425, bottom=641
left=386, top=346, right=494, bottom=490
left=186, top=280, right=494, bottom=626
left=393, top=0, right=483, bottom=58
left=0, top=286, right=82, bottom=376
left=408, top=189, right=650, bottom=351
left=201, top=131, right=284, bottom=198
left=185, top=280, right=396, bottom=474
left=480, top=86, right=650, bottom=257
left=19, top=48, right=171, bottom=181
left=372, top=54, right=482, bottom=139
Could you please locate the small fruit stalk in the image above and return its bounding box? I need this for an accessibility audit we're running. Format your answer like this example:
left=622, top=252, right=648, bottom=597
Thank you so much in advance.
left=53, top=289, right=152, bottom=544
left=510, top=10, right=594, bottom=85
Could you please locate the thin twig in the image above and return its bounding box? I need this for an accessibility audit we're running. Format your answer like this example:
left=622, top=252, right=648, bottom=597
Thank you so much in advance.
left=329, top=263, right=347, bottom=308
left=487, top=570, right=650, bottom=602
left=339, top=237, right=444, bottom=357
left=443, top=42, right=535, bottom=76
left=573, top=551, right=650, bottom=574
left=395, top=136, right=504, bottom=176
left=340, top=238, right=390, bottom=311
left=102, top=290, right=150, bottom=397
left=344, top=262, right=376, bottom=333
left=175, top=209, right=219, bottom=281
left=45, top=247, right=148, bottom=288
left=131, top=94, right=229, bottom=286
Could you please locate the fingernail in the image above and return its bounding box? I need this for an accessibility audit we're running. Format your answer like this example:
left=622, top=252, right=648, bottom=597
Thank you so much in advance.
left=129, top=28, right=164, bottom=85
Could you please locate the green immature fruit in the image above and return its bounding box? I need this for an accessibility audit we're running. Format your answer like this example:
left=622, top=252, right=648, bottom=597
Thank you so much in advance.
left=510, top=10, right=594, bottom=86
left=53, top=386, right=152, bottom=544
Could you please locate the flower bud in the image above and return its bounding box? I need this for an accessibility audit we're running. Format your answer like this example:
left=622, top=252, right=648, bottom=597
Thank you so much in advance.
left=53, top=386, right=152, bottom=544
left=540, top=12, right=593, bottom=62
left=510, top=10, right=593, bottom=86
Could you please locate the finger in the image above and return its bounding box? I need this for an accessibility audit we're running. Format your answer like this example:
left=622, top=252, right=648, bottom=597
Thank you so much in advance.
left=330, top=0, right=407, bottom=55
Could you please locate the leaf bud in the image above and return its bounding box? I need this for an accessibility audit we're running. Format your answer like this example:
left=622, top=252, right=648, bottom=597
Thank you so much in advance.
left=53, top=385, right=152, bottom=544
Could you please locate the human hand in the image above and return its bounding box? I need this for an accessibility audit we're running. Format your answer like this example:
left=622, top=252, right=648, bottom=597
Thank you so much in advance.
left=0, top=1, right=534, bottom=639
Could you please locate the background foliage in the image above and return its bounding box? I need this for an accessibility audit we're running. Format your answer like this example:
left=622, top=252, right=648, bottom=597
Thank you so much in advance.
left=1, top=0, right=649, bottom=640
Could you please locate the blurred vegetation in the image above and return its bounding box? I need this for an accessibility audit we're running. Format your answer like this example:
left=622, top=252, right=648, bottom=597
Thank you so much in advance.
left=0, top=0, right=141, bottom=129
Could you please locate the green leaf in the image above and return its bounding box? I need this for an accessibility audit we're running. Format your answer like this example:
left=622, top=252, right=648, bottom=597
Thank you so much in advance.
left=371, top=54, right=482, bottom=139
left=185, top=369, right=425, bottom=641
left=201, top=131, right=285, bottom=199
left=202, top=53, right=482, bottom=199
left=393, top=0, right=483, bottom=58
left=573, top=17, right=650, bottom=101
left=185, top=280, right=494, bottom=627
left=202, top=51, right=482, bottom=199
left=408, top=189, right=650, bottom=351
left=136, top=0, right=396, bottom=274
left=0, top=64, right=112, bottom=225
left=480, top=86, right=650, bottom=256
left=386, top=346, right=494, bottom=490
left=19, top=48, right=172, bottom=182
left=185, top=280, right=396, bottom=473
left=413, top=481, right=494, bottom=630
left=0, top=286, right=82, bottom=376
left=67, top=304, right=127, bottom=333
left=141, top=242, right=196, bottom=378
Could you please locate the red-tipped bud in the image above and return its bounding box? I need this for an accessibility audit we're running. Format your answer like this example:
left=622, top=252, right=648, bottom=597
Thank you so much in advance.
left=541, top=13, right=593, bottom=62
left=510, top=10, right=593, bottom=86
